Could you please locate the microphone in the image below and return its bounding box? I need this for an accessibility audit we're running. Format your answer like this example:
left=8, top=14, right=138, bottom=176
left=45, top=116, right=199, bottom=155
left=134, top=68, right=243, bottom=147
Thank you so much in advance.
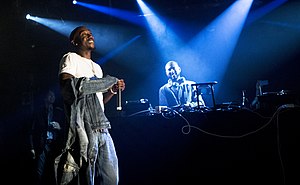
left=242, top=90, right=246, bottom=107
left=117, top=88, right=122, bottom=111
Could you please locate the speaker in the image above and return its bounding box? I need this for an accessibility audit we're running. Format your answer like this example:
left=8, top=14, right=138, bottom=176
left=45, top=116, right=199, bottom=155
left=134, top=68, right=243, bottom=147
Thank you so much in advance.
left=257, top=90, right=299, bottom=115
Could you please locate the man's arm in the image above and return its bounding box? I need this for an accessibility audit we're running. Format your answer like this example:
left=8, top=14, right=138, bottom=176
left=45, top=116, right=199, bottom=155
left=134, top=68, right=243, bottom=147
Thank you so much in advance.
left=60, top=73, right=74, bottom=81
left=159, top=86, right=170, bottom=106
left=59, top=73, right=75, bottom=106
left=60, top=73, right=125, bottom=104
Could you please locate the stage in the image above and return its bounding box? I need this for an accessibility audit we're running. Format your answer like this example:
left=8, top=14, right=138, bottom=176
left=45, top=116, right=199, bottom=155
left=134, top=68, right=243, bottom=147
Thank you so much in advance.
left=108, top=106, right=300, bottom=185
left=1, top=106, right=299, bottom=185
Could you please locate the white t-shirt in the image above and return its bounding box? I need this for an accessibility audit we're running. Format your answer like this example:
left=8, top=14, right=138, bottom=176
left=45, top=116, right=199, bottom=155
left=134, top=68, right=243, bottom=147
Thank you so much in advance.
left=59, top=52, right=105, bottom=110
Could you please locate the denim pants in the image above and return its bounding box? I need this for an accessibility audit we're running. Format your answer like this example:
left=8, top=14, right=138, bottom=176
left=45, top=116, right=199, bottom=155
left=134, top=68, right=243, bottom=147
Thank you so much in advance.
left=87, top=131, right=119, bottom=185
left=36, top=142, right=57, bottom=185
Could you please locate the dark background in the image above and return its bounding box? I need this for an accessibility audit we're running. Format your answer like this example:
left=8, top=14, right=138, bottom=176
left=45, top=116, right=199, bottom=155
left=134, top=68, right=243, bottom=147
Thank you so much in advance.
left=1, top=0, right=300, bottom=184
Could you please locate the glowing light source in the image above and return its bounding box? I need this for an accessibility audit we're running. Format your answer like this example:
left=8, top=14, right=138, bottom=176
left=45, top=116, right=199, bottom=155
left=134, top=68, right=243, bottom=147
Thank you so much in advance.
left=26, top=14, right=30, bottom=20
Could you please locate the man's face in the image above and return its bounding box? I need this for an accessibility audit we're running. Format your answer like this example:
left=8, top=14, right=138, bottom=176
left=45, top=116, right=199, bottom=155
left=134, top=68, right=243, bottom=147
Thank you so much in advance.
left=76, top=29, right=95, bottom=50
left=46, top=91, right=55, bottom=104
left=165, top=63, right=181, bottom=81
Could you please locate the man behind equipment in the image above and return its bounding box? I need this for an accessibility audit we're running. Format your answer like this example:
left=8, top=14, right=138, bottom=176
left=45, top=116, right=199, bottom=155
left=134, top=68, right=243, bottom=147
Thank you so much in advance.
left=159, top=60, right=205, bottom=109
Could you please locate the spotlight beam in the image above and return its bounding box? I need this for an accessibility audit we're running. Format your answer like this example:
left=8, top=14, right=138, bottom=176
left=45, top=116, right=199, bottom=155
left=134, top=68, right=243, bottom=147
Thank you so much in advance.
left=97, top=35, right=141, bottom=64
left=137, top=0, right=183, bottom=61
left=74, top=1, right=144, bottom=26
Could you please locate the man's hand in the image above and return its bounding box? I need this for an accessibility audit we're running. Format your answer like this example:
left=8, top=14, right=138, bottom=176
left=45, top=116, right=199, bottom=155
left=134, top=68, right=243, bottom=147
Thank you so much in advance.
left=30, top=149, right=36, bottom=159
left=111, top=79, right=125, bottom=93
left=49, top=121, right=61, bottom=130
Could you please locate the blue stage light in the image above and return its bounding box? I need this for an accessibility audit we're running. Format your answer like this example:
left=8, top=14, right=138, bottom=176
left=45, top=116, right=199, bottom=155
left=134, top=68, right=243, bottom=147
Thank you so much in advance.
left=26, top=14, right=31, bottom=20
